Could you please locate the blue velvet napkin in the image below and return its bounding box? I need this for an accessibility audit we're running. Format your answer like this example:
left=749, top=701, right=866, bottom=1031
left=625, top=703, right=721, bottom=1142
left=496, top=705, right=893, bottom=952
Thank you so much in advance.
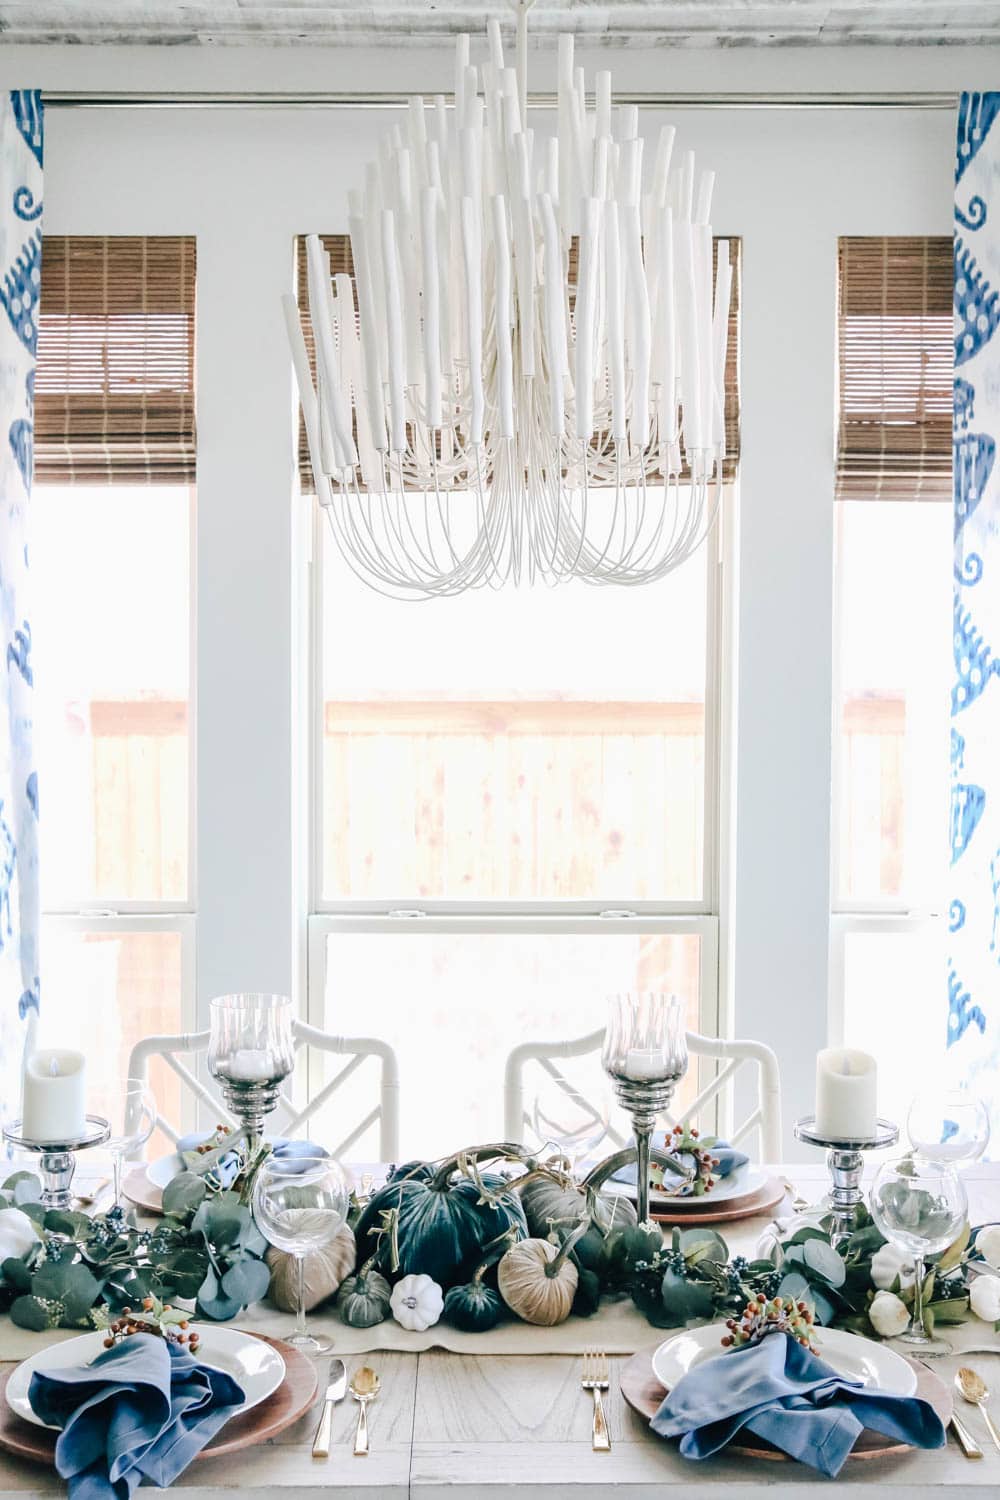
left=611, top=1136, right=748, bottom=1194
left=651, top=1333, right=946, bottom=1477
left=174, top=1134, right=328, bottom=1188
left=29, top=1335, right=246, bottom=1500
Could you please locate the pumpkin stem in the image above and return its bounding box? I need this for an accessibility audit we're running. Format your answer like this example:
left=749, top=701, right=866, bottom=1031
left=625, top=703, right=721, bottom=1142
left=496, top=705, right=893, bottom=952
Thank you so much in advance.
left=471, top=1225, right=521, bottom=1285
left=429, top=1143, right=535, bottom=1192
left=545, top=1218, right=590, bottom=1277
left=581, top=1144, right=690, bottom=1195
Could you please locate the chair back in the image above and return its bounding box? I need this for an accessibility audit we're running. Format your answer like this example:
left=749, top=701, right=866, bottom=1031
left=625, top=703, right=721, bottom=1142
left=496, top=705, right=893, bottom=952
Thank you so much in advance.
left=127, top=1019, right=400, bottom=1161
left=503, top=1028, right=782, bottom=1161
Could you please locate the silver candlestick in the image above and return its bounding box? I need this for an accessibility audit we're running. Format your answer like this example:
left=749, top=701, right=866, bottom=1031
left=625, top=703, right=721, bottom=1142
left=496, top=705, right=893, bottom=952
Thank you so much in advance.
left=601, top=993, right=689, bottom=1226
left=793, top=1115, right=899, bottom=1246
left=207, top=993, right=296, bottom=1156
left=610, top=1076, right=684, bottom=1225
left=3, top=1116, right=111, bottom=1211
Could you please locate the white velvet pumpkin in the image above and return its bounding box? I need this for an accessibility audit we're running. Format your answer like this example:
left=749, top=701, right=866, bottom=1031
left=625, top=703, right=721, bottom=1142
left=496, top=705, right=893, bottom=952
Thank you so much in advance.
left=497, top=1237, right=578, bottom=1326
left=0, top=1208, right=39, bottom=1263
left=266, top=1222, right=356, bottom=1312
left=390, top=1273, right=444, bottom=1331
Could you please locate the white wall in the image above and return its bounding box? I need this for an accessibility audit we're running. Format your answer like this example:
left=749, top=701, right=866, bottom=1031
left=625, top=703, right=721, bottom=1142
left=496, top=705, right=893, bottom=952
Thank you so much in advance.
left=2, top=39, right=990, bottom=1147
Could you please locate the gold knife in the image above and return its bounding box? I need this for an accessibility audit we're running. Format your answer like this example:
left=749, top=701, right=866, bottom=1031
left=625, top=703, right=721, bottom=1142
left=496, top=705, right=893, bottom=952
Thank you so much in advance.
left=311, top=1357, right=347, bottom=1458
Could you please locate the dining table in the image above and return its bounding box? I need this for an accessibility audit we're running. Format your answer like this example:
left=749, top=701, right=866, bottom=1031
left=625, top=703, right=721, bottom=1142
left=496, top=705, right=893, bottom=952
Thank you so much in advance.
left=0, top=1161, right=998, bottom=1500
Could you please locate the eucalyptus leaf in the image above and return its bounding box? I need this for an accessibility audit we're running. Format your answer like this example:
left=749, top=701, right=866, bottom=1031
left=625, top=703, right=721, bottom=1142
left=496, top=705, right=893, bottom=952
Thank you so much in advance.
left=661, top=1267, right=716, bottom=1324
left=162, top=1173, right=209, bottom=1217
left=802, top=1239, right=847, bottom=1288
left=1, top=1257, right=32, bottom=1293
left=936, top=1222, right=971, bottom=1274
left=221, top=1257, right=271, bottom=1306
left=43, top=1209, right=92, bottom=1239
left=10, top=1294, right=57, bottom=1331
left=777, top=1272, right=811, bottom=1303
left=33, top=1261, right=102, bottom=1324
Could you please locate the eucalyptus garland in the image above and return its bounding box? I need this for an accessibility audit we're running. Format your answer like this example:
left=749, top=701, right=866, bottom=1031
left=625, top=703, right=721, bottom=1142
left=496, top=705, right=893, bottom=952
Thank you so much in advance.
left=0, top=1168, right=270, bottom=1330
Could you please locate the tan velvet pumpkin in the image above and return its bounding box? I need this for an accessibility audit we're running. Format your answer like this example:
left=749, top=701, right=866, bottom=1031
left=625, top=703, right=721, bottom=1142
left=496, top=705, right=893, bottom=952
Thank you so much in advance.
left=266, top=1222, right=357, bottom=1312
left=497, top=1236, right=579, bottom=1326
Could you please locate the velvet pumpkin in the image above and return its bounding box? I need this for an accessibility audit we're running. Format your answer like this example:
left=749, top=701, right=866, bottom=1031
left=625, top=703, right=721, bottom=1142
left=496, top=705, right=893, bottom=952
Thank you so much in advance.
left=266, top=1223, right=355, bottom=1312
left=353, top=1146, right=529, bottom=1290
left=337, top=1264, right=392, bottom=1328
left=497, top=1236, right=579, bottom=1326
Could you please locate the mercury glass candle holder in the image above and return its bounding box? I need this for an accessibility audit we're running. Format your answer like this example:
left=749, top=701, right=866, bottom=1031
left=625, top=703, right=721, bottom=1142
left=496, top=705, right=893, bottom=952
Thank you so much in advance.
left=207, top=993, right=295, bottom=1153
left=3, top=1116, right=110, bottom=1210
left=793, top=1115, right=899, bottom=1248
left=601, top=992, right=688, bottom=1225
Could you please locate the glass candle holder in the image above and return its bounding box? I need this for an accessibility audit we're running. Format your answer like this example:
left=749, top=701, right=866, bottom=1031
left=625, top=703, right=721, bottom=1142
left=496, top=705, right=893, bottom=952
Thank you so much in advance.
left=601, top=993, right=688, bottom=1225
left=208, top=993, right=295, bottom=1152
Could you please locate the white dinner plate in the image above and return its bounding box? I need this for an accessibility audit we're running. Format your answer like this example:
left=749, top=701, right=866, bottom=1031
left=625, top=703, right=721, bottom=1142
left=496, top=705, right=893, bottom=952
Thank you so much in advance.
left=651, top=1323, right=917, bottom=1397
left=616, top=1164, right=768, bottom=1208
left=6, top=1327, right=286, bottom=1430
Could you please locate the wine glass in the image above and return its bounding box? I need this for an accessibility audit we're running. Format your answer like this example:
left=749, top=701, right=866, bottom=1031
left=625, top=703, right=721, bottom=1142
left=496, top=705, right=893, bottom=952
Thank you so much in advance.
left=531, top=1080, right=609, bottom=1174
left=252, top=1154, right=349, bottom=1352
left=869, top=1156, right=968, bottom=1356
left=907, top=1087, right=990, bottom=1166
left=107, top=1078, right=157, bottom=1213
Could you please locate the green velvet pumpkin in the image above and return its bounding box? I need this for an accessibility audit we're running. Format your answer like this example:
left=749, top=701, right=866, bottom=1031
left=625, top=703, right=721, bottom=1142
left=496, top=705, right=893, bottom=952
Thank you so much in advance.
left=354, top=1146, right=529, bottom=1290
left=443, top=1276, right=503, bottom=1332
left=518, top=1174, right=637, bottom=1272
left=337, top=1266, right=392, bottom=1328
left=571, top=1265, right=602, bottom=1318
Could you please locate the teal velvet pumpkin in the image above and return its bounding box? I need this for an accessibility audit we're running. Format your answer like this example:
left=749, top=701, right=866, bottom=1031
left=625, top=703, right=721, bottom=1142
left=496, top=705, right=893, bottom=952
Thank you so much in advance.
left=571, top=1265, right=602, bottom=1318
left=355, top=1153, right=529, bottom=1290
left=443, top=1277, right=504, bottom=1332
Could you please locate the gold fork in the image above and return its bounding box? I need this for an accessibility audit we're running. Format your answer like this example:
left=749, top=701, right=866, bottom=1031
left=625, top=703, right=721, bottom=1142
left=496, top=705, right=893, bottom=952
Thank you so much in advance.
left=581, top=1348, right=611, bottom=1453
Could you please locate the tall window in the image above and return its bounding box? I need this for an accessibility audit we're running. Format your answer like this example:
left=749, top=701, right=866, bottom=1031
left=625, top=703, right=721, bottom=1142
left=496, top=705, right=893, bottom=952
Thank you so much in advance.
left=832, top=236, right=952, bottom=1125
left=305, top=235, right=739, bottom=1156
left=34, top=237, right=196, bottom=1146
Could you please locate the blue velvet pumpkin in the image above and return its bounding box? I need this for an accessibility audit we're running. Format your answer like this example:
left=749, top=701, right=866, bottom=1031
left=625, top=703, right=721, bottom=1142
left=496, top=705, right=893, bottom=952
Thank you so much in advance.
left=355, top=1154, right=529, bottom=1290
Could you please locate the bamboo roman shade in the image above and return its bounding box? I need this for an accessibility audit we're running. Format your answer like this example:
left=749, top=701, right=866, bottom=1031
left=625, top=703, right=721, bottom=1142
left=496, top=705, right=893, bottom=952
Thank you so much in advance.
left=295, top=233, right=741, bottom=491
left=35, top=236, right=196, bottom=485
left=837, top=236, right=951, bottom=502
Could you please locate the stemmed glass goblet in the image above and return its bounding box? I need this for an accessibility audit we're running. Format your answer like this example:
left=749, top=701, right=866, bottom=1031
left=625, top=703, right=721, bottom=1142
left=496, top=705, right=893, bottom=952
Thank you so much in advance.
left=869, top=1156, right=968, bottom=1357
left=907, top=1087, right=990, bottom=1167
left=531, top=1081, right=610, bottom=1174
left=251, top=1154, right=349, bottom=1353
left=107, top=1078, right=157, bottom=1213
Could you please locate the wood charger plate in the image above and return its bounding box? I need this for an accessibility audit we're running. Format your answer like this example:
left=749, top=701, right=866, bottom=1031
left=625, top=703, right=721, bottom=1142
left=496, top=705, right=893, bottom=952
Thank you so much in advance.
left=0, top=1334, right=318, bottom=1466
left=122, top=1166, right=164, bottom=1215
left=620, top=1342, right=952, bottom=1461
left=649, top=1176, right=786, bottom=1226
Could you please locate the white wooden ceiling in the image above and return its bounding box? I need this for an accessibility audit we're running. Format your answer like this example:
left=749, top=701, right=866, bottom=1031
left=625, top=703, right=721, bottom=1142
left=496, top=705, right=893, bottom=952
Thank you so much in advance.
left=0, top=0, right=996, bottom=47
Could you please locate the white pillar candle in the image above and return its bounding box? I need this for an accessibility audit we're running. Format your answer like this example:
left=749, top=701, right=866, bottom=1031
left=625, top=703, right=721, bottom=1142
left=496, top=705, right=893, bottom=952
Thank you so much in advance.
left=815, top=1048, right=878, bottom=1140
left=624, top=1047, right=670, bottom=1082
left=21, top=1049, right=87, bottom=1143
left=223, top=1049, right=278, bottom=1083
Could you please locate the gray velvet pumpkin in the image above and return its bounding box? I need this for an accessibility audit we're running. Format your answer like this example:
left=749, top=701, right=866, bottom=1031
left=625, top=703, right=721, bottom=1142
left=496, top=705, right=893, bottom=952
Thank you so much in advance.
left=266, top=1222, right=356, bottom=1312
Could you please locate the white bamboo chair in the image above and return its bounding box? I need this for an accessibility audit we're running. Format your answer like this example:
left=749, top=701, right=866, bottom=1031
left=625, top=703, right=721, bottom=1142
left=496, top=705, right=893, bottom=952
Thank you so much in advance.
left=127, top=1020, right=400, bottom=1162
left=503, top=1028, right=782, bottom=1162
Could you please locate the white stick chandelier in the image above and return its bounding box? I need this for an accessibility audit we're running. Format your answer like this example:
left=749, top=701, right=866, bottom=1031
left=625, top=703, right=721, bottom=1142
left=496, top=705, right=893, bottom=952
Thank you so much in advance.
left=285, top=3, right=732, bottom=598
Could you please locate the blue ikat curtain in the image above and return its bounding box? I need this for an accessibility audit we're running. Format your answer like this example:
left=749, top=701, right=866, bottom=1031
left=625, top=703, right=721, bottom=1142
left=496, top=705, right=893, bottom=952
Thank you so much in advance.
left=951, top=94, right=1000, bottom=1128
left=0, top=90, right=42, bottom=1125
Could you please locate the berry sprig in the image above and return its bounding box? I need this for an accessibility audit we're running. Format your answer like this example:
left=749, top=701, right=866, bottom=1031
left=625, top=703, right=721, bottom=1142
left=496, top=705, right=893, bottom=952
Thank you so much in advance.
left=96, top=1295, right=201, bottom=1354
left=722, top=1293, right=818, bottom=1353
left=651, top=1124, right=721, bottom=1195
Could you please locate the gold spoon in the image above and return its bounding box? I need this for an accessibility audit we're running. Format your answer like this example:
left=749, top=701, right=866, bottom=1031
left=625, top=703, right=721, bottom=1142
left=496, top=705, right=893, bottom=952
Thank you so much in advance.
left=956, top=1367, right=1000, bottom=1453
left=349, top=1365, right=380, bottom=1457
